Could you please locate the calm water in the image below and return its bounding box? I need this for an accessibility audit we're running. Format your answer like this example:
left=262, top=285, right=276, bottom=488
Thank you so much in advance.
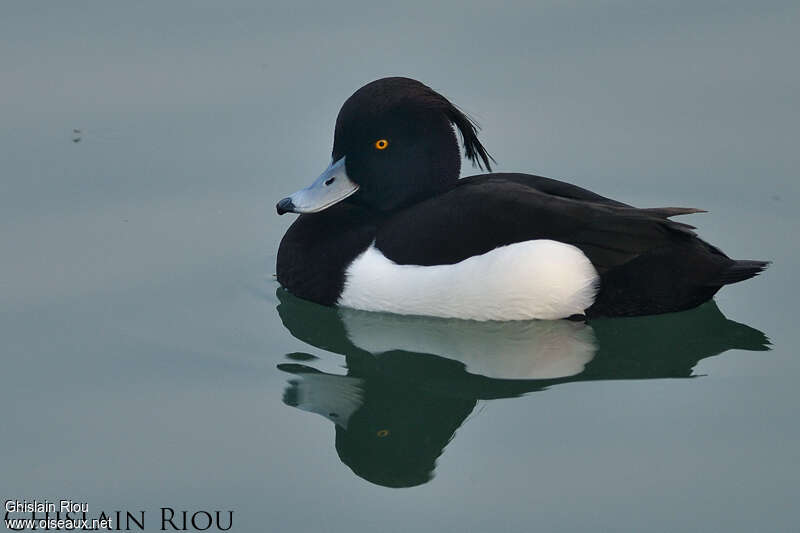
left=2, top=2, right=799, bottom=532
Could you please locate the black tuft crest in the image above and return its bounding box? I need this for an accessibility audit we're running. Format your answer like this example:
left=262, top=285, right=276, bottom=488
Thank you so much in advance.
left=444, top=105, right=495, bottom=172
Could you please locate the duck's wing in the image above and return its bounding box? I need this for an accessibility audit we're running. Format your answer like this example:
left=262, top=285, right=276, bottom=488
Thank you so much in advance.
left=376, top=174, right=704, bottom=274
left=464, top=172, right=632, bottom=207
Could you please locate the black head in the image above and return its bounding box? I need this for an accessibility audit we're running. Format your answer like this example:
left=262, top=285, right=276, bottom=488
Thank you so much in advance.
left=333, top=77, right=494, bottom=211
left=276, top=77, right=494, bottom=216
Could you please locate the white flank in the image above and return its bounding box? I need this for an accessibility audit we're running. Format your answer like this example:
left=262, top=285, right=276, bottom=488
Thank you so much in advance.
left=337, top=240, right=599, bottom=321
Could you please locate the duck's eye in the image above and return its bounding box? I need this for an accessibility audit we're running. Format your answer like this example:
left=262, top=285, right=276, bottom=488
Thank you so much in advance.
left=374, top=139, right=389, bottom=150
left=376, top=429, right=390, bottom=438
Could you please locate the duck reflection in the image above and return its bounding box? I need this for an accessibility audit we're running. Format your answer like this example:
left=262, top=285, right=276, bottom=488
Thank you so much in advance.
left=275, top=288, right=768, bottom=488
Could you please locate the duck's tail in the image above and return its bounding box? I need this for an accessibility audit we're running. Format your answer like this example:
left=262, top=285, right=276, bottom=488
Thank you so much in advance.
left=712, top=259, right=771, bottom=286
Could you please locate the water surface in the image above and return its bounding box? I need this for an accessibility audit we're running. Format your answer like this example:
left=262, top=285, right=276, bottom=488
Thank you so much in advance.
left=2, top=2, right=799, bottom=532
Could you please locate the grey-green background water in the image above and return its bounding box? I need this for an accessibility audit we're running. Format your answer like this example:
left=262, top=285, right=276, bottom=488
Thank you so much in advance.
left=2, top=2, right=799, bottom=532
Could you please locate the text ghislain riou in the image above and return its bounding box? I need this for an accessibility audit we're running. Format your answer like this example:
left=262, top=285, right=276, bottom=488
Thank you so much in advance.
left=5, top=500, right=234, bottom=531
left=6, top=500, right=87, bottom=514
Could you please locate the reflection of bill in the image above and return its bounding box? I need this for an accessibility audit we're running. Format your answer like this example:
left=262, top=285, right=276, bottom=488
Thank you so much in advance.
left=276, top=288, right=769, bottom=488
left=281, top=363, right=476, bottom=488
left=283, top=370, right=364, bottom=429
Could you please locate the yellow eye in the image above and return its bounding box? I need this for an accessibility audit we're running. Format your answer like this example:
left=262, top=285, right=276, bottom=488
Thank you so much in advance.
left=374, top=139, right=389, bottom=150
left=376, top=429, right=390, bottom=438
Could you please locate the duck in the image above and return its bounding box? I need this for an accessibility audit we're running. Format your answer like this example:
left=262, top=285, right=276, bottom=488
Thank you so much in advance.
left=275, top=77, right=768, bottom=321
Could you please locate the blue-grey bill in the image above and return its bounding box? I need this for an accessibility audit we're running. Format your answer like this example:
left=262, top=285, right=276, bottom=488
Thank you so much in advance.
left=276, top=157, right=359, bottom=215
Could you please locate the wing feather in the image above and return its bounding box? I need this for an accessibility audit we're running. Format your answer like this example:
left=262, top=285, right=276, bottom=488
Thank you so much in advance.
left=376, top=174, right=703, bottom=274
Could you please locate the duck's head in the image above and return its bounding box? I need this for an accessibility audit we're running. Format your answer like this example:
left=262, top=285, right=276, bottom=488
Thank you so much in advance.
left=277, top=77, right=494, bottom=215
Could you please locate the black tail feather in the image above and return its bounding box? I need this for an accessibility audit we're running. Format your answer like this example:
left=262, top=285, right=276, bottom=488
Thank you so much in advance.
left=713, top=260, right=771, bottom=286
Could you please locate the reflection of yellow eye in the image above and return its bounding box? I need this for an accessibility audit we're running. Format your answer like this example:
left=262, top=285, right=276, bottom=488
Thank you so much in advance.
left=374, top=139, right=389, bottom=150
left=376, top=429, right=390, bottom=438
